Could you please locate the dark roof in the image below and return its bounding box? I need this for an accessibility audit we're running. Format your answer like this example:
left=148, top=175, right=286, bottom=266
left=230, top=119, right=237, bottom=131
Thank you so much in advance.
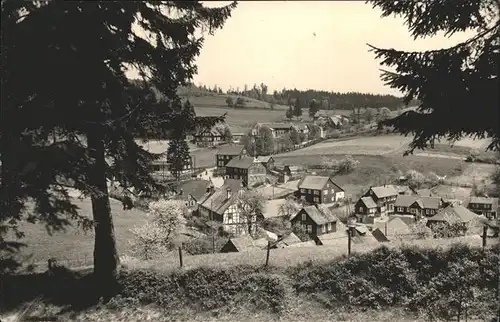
left=392, top=185, right=413, bottom=195
left=300, top=204, right=338, bottom=225
left=298, top=175, right=343, bottom=191
left=226, top=156, right=257, bottom=169
left=394, top=195, right=418, bottom=207
left=359, top=197, right=377, bottom=208
left=428, top=204, right=478, bottom=224
left=418, top=197, right=442, bottom=209
left=469, top=196, right=499, bottom=208
left=177, top=179, right=211, bottom=201
left=371, top=228, right=389, bottom=242
left=225, top=236, right=268, bottom=252
left=199, top=181, right=247, bottom=215
left=369, top=185, right=398, bottom=198
left=217, top=144, right=245, bottom=155
left=259, top=122, right=293, bottom=130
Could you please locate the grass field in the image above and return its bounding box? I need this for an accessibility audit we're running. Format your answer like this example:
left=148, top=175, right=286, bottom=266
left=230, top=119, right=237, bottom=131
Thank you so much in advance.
left=6, top=198, right=149, bottom=267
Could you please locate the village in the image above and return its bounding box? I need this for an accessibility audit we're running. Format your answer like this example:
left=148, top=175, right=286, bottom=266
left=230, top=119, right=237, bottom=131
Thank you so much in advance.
left=138, top=116, right=500, bottom=255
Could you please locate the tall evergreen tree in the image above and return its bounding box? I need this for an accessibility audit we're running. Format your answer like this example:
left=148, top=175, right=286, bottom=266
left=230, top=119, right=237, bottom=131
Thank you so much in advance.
left=166, top=136, right=191, bottom=182
left=368, top=0, right=500, bottom=154
left=1, top=1, right=236, bottom=294
left=293, top=97, right=303, bottom=120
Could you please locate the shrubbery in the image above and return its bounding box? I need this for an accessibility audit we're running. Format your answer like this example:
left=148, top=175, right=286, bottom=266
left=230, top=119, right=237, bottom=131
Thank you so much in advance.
left=320, top=154, right=360, bottom=174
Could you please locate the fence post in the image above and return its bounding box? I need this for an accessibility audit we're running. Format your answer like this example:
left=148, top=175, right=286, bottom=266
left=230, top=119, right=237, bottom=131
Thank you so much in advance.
left=265, top=241, right=271, bottom=267
left=178, top=245, right=183, bottom=268
left=347, top=228, right=352, bottom=256
left=482, top=225, right=487, bottom=249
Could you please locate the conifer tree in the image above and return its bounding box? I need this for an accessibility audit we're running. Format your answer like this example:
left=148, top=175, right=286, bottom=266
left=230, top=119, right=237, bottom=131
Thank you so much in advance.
left=368, top=0, right=500, bottom=154
left=1, top=1, right=236, bottom=294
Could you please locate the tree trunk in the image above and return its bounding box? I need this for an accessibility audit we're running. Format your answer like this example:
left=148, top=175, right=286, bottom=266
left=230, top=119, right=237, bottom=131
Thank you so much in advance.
left=87, top=129, right=119, bottom=298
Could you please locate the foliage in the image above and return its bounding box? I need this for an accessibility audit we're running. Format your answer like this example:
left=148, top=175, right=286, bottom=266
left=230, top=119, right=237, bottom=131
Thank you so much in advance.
left=235, top=97, right=245, bottom=107
left=293, top=97, right=303, bottom=120
left=238, top=191, right=267, bottom=234
left=285, top=107, right=294, bottom=120
left=289, top=127, right=301, bottom=145
left=321, top=155, right=360, bottom=174
left=129, top=199, right=187, bottom=260
left=377, top=107, right=392, bottom=122
left=308, top=124, right=322, bottom=140
left=225, top=96, right=234, bottom=107
left=277, top=133, right=294, bottom=152
left=166, top=137, right=191, bottom=181
left=405, top=170, right=426, bottom=189
left=308, top=99, right=320, bottom=119
left=1, top=0, right=236, bottom=291
left=370, top=0, right=500, bottom=153
left=278, top=198, right=302, bottom=219
left=254, top=126, right=275, bottom=156
left=405, top=221, right=433, bottom=240
left=362, top=107, right=376, bottom=123
left=215, top=123, right=232, bottom=143
left=182, top=235, right=227, bottom=255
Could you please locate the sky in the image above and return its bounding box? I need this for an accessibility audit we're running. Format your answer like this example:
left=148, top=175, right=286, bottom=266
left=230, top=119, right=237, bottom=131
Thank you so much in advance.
left=129, top=1, right=475, bottom=96
left=192, top=1, right=475, bottom=96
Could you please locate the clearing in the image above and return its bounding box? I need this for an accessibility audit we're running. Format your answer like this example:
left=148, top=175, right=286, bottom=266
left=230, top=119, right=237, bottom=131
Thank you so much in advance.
left=276, top=135, right=412, bottom=157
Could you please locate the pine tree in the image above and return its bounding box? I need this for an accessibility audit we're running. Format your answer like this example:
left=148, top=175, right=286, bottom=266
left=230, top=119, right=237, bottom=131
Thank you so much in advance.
left=167, top=136, right=191, bottom=182
left=293, top=97, right=303, bottom=120
left=368, top=0, right=500, bottom=154
left=1, top=1, right=236, bottom=295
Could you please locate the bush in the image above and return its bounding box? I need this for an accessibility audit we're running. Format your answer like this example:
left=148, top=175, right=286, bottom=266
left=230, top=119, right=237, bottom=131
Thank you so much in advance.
left=329, top=130, right=341, bottom=138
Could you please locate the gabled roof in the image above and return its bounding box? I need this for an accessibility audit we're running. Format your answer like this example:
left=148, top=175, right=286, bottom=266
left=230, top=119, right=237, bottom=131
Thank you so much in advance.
left=394, top=195, right=418, bottom=207
left=255, top=156, right=273, bottom=163
left=298, top=175, right=343, bottom=191
left=428, top=204, right=479, bottom=224
left=371, top=228, right=390, bottom=242
left=299, top=204, right=338, bottom=225
left=217, top=144, right=245, bottom=155
left=199, top=181, right=246, bottom=215
left=259, top=122, right=294, bottom=130
left=177, top=179, right=211, bottom=201
left=226, top=236, right=268, bottom=252
left=359, top=197, right=377, bottom=208
left=280, top=232, right=302, bottom=246
left=418, top=197, right=442, bottom=209
left=469, top=196, right=499, bottom=207
left=226, top=156, right=256, bottom=169
left=392, top=185, right=414, bottom=195
left=196, top=126, right=222, bottom=137
left=373, top=217, right=412, bottom=237
left=369, top=185, right=398, bottom=198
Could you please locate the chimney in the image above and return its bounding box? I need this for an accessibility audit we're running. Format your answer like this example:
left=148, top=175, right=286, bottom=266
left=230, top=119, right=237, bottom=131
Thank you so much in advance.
left=226, top=188, right=232, bottom=199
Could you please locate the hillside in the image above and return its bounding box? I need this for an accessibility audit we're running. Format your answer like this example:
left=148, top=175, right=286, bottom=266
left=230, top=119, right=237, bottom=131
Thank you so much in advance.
left=2, top=243, right=498, bottom=322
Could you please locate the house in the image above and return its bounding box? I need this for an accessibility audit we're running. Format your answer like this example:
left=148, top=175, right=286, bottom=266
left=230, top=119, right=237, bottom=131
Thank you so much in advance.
left=254, top=156, right=275, bottom=170
left=297, top=175, right=344, bottom=204
left=232, top=132, right=245, bottom=143
left=393, top=185, right=416, bottom=196
left=270, top=232, right=302, bottom=249
left=175, top=179, right=212, bottom=210
left=393, top=195, right=444, bottom=219
left=292, top=123, right=309, bottom=136
left=151, top=155, right=194, bottom=176
left=372, top=216, right=412, bottom=240
left=361, top=185, right=399, bottom=216
left=326, top=115, right=348, bottom=129
left=466, top=196, right=498, bottom=219
left=426, top=204, right=480, bottom=236
left=225, top=156, right=267, bottom=187
left=255, top=123, right=293, bottom=138
left=354, top=197, right=378, bottom=221
left=220, top=235, right=269, bottom=253
left=415, top=188, right=435, bottom=197
left=198, top=179, right=256, bottom=236
left=290, top=204, right=339, bottom=238
left=216, top=144, right=245, bottom=168
left=194, top=126, right=223, bottom=147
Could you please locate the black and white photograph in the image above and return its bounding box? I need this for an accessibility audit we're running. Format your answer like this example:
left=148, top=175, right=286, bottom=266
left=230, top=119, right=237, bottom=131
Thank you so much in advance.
left=1, top=0, right=499, bottom=321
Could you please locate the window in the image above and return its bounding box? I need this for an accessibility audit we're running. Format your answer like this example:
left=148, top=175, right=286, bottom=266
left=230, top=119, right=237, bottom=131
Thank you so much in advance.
left=359, top=206, right=364, bottom=212
left=314, top=197, right=319, bottom=202
left=397, top=207, right=404, bottom=212
left=301, top=213, right=306, bottom=221
left=314, top=190, right=320, bottom=195
left=330, top=189, right=335, bottom=194
left=300, top=188, right=306, bottom=193
left=425, top=209, right=429, bottom=214
left=322, top=225, right=326, bottom=233
left=324, top=190, right=328, bottom=195
left=331, top=197, right=335, bottom=202
left=328, top=222, right=332, bottom=231
left=410, top=208, right=416, bottom=214
left=306, top=225, right=313, bottom=233
left=308, top=189, right=311, bottom=194
left=301, top=196, right=306, bottom=201
left=227, top=214, right=233, bottom=221
left=327, top=183, right=330, bottom=188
